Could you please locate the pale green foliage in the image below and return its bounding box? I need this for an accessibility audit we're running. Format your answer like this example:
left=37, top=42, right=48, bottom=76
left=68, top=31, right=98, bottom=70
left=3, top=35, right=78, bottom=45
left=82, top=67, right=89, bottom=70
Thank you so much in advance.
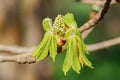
left=62, top=39, right=73, bottom=76
left=32, top=13, right=93, bottom=76
left=62, top=13, right=93, bottom=75
left=49, top=34, right=57, bottom=62
left=32, top=18, right=57, bottom=62
left=72, top=37, right=81, bottom=74
left=42, top=18, right=52, bottom=31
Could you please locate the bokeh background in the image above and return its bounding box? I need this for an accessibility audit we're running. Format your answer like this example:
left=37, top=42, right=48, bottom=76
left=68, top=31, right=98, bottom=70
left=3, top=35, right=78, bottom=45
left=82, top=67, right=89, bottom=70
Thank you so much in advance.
left=0, top=0, right=120, bottom=80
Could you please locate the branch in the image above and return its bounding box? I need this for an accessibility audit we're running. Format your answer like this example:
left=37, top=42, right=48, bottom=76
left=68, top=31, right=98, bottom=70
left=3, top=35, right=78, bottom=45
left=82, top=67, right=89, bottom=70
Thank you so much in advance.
left=80, top=0, right=117, bottom=6
left=87, top=37, right=120, bottom=52
left=0, top=53, right=36, bottom=63
left=82, top=27, right=94, bottom=39
left=0, top=37, right=120, bottom=63
left=0, top=45, right=35, bottom=54
left=79, top=0, right=112, bottom=33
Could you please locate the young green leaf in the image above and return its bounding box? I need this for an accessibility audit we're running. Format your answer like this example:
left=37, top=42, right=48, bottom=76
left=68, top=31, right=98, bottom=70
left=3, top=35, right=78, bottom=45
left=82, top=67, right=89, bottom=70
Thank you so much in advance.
left=49, top=34, right=57, bottom=62
left=37, top=34, right=52, bottom=61
left=62, top=39, right=73, bottom=76
left=76, top=29, right=89, bottom=54
left=81, top=40, right=89, bottom=54
left=76, top=35, right=93, bottom=68
left=32, top=31, right=50, bottom=58
left=63, top=13, right=77, bottom=28
left=65, top=28, right=74, bottom=38
left=42, top=18, right=52, bottom=32
left=71, top=36, right=81, bottom=74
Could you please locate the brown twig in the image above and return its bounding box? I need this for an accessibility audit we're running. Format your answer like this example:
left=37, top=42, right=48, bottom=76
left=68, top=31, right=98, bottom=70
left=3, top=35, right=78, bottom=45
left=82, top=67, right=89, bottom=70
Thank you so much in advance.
left=82, top=0, right=103, bottom=39
left=87, top=37, right=120, bottom=52
left=0, top=45, right=35, bottom=53
left=0, top=53, right=36, bottom=63
left=82, top=27, right=94, bottom=39
left=80, top=0, right=116, bottom=6
left=79, top=0, right=112, bottom=33
left=0, top=37, right=120, bottom=63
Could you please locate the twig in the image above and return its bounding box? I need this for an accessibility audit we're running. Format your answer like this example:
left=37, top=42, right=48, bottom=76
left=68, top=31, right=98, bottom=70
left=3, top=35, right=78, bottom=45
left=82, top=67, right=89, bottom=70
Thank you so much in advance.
left=82, top=0, right=103, bottom=39
left=87, top=37, right=120, bottom=51
left=0, top=37, right=120, bottom=63
left=0, top=45, right=35, bottom=53
left=0, top=53, right=36, bottom=63
left=82, top=27, right=94, bottom=39
left=80, top=0, right=116, bottom=6
left=79, top=0, right=112, bottom=33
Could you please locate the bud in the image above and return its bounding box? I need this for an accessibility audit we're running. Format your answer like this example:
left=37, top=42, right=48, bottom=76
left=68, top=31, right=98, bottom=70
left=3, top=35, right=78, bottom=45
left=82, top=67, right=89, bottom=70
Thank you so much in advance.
left=53, top=15, right=66, bottom=35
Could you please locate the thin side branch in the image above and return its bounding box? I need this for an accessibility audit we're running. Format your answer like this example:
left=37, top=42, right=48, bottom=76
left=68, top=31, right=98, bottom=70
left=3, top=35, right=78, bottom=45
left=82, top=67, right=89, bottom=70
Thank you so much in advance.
left=82, top=27, right=94, bottom=39
left=79, top=0, right=112, bottom=33
left=81, top=0, right=117, bottom=6
left=87, top=37, right=120, bottom=52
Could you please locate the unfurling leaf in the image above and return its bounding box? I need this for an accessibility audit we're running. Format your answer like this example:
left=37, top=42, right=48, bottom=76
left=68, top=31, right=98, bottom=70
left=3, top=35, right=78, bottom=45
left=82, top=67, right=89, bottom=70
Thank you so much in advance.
left=32, top=13, right=93, bottom=76
left=63, top=13, right=77, bottom=28
left=62, top=39, right=73, bottom=76
left=32, top=16, right=59, bottom=62
left=62, top=13, right=93, bottom=75
left=75, top=35, right=93, bottom=68
left=49, top=34, right=57, bottom=62
left=42, top=18, right=52, bottom=32
left=37, top=35, right=51, bottom=61
left=32, top=32, right=50, bottom=58
left=32, top=32, right=52, bottom=61
left=71, top=37, right=81, bottom=74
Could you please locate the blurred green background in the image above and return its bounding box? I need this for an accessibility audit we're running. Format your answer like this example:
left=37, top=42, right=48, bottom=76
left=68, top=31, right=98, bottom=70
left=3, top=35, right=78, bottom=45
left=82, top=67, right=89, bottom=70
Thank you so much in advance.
left=0, top=0, right=120, bottom=80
